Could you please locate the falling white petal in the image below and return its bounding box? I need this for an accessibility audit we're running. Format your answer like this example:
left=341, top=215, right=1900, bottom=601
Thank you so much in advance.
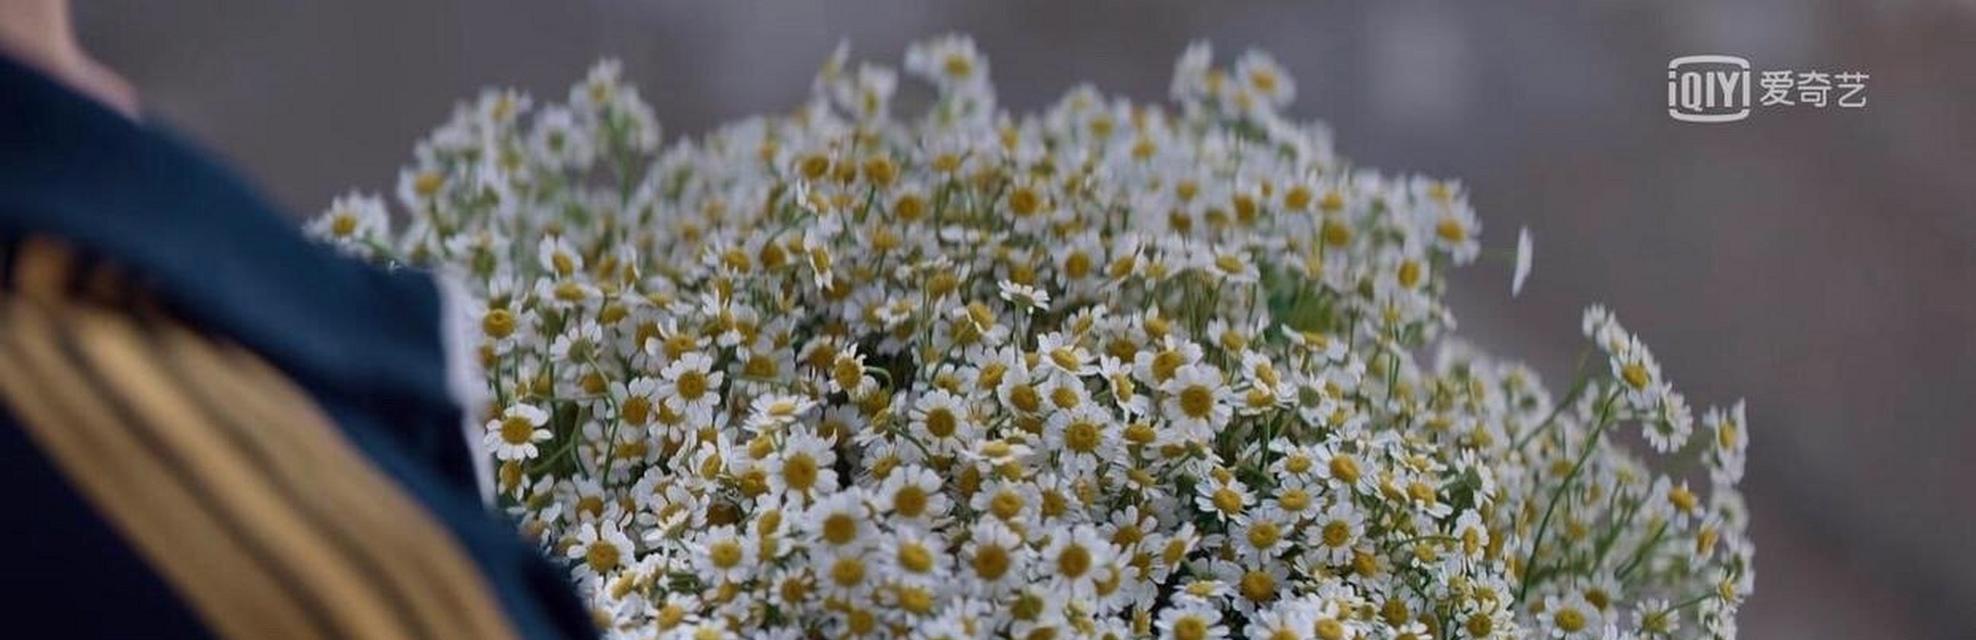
left=1512, top=226, right=1533, bottom=297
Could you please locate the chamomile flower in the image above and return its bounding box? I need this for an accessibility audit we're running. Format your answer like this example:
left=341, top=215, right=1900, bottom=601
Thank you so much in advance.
left=905, top=34, right=989, bottom=96
left=1045, top=405, right=1121, bottom=472
left=1161, top=364, right=1233, bottom=439
left=658, top=352, right=724, bottom=423
left=309, top=191, right=390, bottom=248
left=1643, top=390, right=1694, bottom=454
left=1232, top=509, right=1293, bottom=560
left=999, top=280, right=1051, bottom=314
left=691, top=524, right=756, bottom=585
left=486, top=403, right=552, bottom=461
left=909, top=389, right=977, bottom=456
left=962, top=520, right=1029, bottom=596
left=876, top=465, right=950, bottom=523
left=569, top=519, right=636, bottom=575
left=806, top=489, right=874, bottom=552
left=817, top=547, right=875, bottom=599
left=529, top=106, right=596, bottom=170
left=1703, top=401, right=1749, bottom=485
left=1539, top=592, right=1604, bottom=639
left=1040, top=525, right=1117, bottom=600
left=880, top=528, right=951, bottom=585
left=746, top=392, right=818, bottom=433
left=1629, top=598, right=1680, bottom=637
left=1233, top=49, right=1294, bottom=111
left=539, top=235, right=586, bottom=278
left=765, top=428, right=838, bottom=505
left=1156, top=601, right=1228, bottom=640
left=1308, top=501, right=1366, bottom=566
left=1194, top=473, right=1254, bottom=521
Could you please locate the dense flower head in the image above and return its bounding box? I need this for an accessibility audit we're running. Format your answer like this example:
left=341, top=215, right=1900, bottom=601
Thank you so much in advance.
left=318, top=36, right=1753, bottom=640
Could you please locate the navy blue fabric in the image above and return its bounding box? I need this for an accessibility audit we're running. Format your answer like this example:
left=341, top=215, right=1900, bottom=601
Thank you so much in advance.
left=0, top=408, right=217, bottom=639
left=0, top=55, right=592, bottom=639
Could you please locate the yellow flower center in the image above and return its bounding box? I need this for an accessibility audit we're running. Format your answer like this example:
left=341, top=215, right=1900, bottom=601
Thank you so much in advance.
left=1151, top=351, right=1185, bottom=381
left=1056, top=543, right=1092, bottom=578
left=1279, top=488, right=1310, bottom=511
left=893, top=486, right=928, bottom=518
left=1178, top=385, right=1215, bottom=419
left=1064, top=421, right=1101, bottom=453
left=822, top=514, right=858, bottom=546
left=972, top=544, right=1010, bottom=580
left=500, top=416, right=537, bottom=445
left=1435, top=217, right=1466, bottom=243
left=1215, top=254, right=1245, bottom=275
left=1051, top=385, right=1082, bottom=410
left=989, top=490, right=1024, bottom=520
left=897, top=542, right=934, bottom=574
left=798, top=154, right=830, bottom=180
left=1171, top=616, right=1208, bottom=640
left=1321, top=218, right=1352, bottom=247
left=585, top=541, right=620, bottom=573
left=1621, top=362, right=1650, bottom=389
left=1211, top=487, right=1244, bottom=515
left=894, top=194, right=926, bottom=221
left=676, top=371, right=709, bottom=399
left=1285, top=185, right=1313, bottom=210
left=832, top=358, right=864, bottom=391
left=1668, top=484, right=1698, bottom=512
left=1009, top=187, right=1041, bottom=216
left=943, top=54, right=974, bottom=79
left=1315, top=618, right=1345, bottom=640
left=1009, top=384, right=1041, bottom=413
left=1329, top=454, right=1362, bottom=483
left=896, top=585, right=936, bottom=614
left=829, top=556, right=865, bottom=587
left=1049, top=347, right=1081, bottom=371
left=413, top=171, right=445, bottom=197
left=925, top=407, right=958, bottom=438
left=621, top=395, right=650, bottom=425
left=1408, top=480, right=1437, bottom=504
left=1322, top=521, right=1352, bottom=548
left=1064, top=252, right=1092, bottom=279
left=862, top=156, right=897, bottom=186
left=1240, top=569, right=1276, bottom=602
left=1398, top=259, right=1423, bottom=289
left=709, top=539, right=743, bottom=569
left=782, top=453, right=818, bottom=492
left=480, top=309, right=515, bottom=340
left=1250, top=69, right=1278, bottom=93
left=1553, top=607, right=1586, bottom=632
left=1246, top=521, right=1282, bottom=550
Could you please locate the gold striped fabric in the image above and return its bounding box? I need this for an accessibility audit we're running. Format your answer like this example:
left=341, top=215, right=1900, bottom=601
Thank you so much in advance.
left=0, top=237, right=519, bottom=640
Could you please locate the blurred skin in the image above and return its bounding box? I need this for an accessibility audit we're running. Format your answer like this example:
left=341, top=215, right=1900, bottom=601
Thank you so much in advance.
left=0, top=0, right=136, bottom=115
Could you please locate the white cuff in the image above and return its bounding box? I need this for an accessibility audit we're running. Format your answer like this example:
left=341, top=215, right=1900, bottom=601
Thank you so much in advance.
left=435, top=272, right=495, bottom=507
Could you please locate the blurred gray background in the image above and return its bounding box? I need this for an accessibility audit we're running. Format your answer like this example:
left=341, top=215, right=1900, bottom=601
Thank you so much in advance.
left=73, top=1, right=1976, bottom=637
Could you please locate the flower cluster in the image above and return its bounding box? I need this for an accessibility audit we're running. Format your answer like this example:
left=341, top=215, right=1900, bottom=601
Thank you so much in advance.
left=316, top=36, right=1753, bottom=639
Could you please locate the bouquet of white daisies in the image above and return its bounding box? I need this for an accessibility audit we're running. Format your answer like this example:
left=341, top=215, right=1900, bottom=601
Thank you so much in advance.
left=313, top=35, right=1753, bottom=640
